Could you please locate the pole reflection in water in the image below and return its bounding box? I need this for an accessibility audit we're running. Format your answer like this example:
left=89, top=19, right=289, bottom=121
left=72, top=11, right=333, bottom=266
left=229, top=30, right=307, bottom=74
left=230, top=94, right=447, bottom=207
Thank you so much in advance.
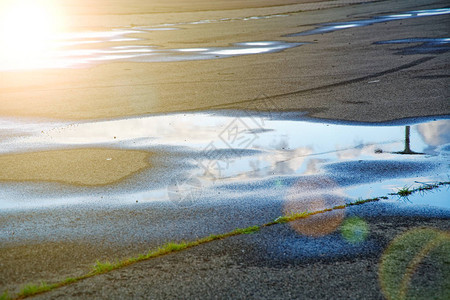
left=0, top=113, right=448, bottom=211
left=394, top=126, right=424, bottom=155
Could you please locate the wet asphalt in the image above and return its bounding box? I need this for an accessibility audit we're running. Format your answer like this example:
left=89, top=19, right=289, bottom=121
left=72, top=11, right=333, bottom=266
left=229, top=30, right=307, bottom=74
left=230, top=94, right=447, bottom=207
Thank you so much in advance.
left=1, top=0, right=450, bottom=298
left=34, top=202, right=450, bottom=299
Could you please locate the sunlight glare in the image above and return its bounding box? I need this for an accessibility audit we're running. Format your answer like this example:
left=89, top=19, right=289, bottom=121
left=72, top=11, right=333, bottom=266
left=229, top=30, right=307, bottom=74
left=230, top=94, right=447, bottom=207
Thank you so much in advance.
left=0, top=0, right=65, bottom=70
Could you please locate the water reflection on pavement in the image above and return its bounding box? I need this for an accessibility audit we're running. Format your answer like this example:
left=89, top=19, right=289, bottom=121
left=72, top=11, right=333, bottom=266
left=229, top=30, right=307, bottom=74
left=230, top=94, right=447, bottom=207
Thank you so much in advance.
left=0, top=112, right=448, bottom=211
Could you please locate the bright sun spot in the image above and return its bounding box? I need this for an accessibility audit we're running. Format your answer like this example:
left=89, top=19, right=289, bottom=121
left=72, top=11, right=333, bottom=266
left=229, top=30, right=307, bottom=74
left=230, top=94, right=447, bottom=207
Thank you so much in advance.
left=0, top=0, right=65, bottom=70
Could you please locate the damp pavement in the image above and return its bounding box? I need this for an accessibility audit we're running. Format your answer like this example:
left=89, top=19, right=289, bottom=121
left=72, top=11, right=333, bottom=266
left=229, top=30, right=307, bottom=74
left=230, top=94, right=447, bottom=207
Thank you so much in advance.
left=33, top=208, right=450, bottom=300
left=1, top=0, right=450, bottom=299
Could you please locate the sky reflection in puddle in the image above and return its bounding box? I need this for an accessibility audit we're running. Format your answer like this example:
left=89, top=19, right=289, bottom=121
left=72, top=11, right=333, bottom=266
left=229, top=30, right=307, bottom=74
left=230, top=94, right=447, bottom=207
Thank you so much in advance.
left=375, top=38, right=450, bottom=55
left=0, top=113, right=448, bottom=211
left=1, top=8, right=449, bottom=70
left=0, top=38, right=301, bottom=70
left=286, top=8, right=450, bottom=36
left=0, top=11, right=293, bottom=71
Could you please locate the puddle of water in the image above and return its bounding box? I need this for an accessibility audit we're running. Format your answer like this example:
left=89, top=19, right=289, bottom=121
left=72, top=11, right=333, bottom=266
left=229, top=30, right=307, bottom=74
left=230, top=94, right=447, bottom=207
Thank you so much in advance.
left=148, top=13, right=287, bottom=28
left=0, top=12, right=290, bottom=71
left=375, top=38, right=450, bottom=55
left=2, top=8, right=449, bottom=70
left=346, top=178, right=450, bottom=209
left=0, top=112, right=448, bottom=211
left=286, top=8, right=450, bottom=37
left=0, top=36, right=302, bottom=70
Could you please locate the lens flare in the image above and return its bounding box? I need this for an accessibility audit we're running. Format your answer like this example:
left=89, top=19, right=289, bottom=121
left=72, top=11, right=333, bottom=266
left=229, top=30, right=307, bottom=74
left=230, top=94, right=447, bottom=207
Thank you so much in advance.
left=284, top=177, right=345, bottom=237
left=340, top=217, right=369, bottom=244
left=379, top=228, right=449, bottom=300
left=0, top=0, right=65, bottom=70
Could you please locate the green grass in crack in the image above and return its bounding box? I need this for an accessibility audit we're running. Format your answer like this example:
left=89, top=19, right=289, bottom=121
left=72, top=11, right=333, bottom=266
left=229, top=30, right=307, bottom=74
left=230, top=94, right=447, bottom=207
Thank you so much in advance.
left=92, top=261, right=116, bottom=274
left=271, top=211, right=309, bottom=224
left=20, top=282, right=54, bottom=297
left=10, top=181, right=449, bottom=300
left=89, top=227, right=260, bottom=278
left=397, top=186, right=413, bottom=197
left=231, top=225, right=260, bottom=234
left=0, top=291, right=10, bottom=300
